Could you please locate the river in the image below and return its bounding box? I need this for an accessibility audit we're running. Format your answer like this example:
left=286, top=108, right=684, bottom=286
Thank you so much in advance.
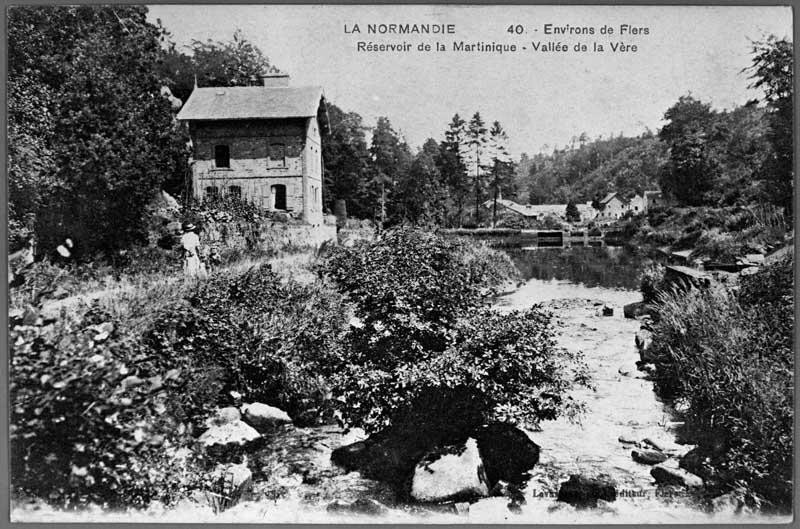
left=12, top=247, right=787, bottom=523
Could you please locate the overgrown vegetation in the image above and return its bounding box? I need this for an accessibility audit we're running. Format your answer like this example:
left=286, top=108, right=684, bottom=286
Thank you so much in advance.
left=10, top=258, right=345, bottom=508
left=317, top=229, right=589, bottom=436
left=644, top=254, right=793, bottom=509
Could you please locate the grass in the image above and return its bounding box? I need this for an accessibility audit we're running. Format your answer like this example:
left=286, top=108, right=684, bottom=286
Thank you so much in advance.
left=645, top=253, right=793, bottom=509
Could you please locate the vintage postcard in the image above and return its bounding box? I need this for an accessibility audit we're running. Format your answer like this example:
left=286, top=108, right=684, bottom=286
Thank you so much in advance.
left=7, top=3, right=794, bottom=524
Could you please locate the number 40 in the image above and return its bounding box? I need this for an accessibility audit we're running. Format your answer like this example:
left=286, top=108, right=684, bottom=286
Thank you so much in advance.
left=507, top=24, right=524, bottom=34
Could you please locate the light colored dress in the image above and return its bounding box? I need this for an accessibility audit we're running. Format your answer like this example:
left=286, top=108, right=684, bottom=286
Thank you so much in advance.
left=180, top=231, right=203, bottom=277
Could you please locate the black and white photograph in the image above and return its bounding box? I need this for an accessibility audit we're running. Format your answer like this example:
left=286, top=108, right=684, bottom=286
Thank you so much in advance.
left=6, top=4, right=794, bottom=523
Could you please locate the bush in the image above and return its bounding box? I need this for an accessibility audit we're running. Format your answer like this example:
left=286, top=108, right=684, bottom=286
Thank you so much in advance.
left=647, top=254, right=793, bottom=508
left=318, top=228, right=588, bottom=435
left=10, top=306, right=202, bottom=508
left=147, top=263, right=346, bottom=423
left=639, top=263, right=669, bottom=305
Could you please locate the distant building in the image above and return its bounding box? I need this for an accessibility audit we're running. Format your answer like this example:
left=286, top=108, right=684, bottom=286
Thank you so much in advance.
left=177, top=72, right=328, bottom=225
left=597, top=192, right=628, bottom=220
left=483, top=199, right=596, bottom=222
left=644, top=190, right=666, bottom=210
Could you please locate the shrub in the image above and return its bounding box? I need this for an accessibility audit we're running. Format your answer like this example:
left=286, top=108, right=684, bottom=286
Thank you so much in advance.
left=647, top=254, right=793, bottom=508
left=318, top=228, right=589, bottom=435
left=639, top=263, right=668, bottom=305
left=10, top=306, right=202, bottom=508
left=147, top=263, right=346, bottom=423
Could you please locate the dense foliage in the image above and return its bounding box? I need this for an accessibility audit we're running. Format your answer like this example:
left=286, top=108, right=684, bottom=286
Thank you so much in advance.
left=8, top=6, right=189, bottom=257
left=10, top=262, right=349, bottom=508
left=318, top=229, right=589, bottom=434
left=10, top=307, right=201, bottom=508
left=147, top=264, right=346, bottom=421
left=645, top=255, right=793, bottom=508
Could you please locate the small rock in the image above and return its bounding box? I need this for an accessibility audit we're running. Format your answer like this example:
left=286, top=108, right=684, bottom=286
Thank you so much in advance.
left=215, top=462, right=252, bottom=503
left=326, top=498, right=388, bottom=516
left=632, top=449, right=668, bottom=465
left=679, top=447, right=715, bottom=480
left=623, top=301, right=647, bottom=319
left=241, top=402, right=292, bottom=431
left=199, top=420, right=261, bottom=449
left=618, top=434, right=639, bottom=445
left=557, top=475, right=617, bottom=507
left=710, top=492, right=744, bottom=515
left=618, top=365, right=635, bottom=376
left=205, top=407, right=242, bottom=428
left=410, top=438, right=490, bottom=503
left=602, top=305, right=614, bottom=316
left=635, top=329, right=652, bottom=351
left=651, top=462, right=703, bottom=487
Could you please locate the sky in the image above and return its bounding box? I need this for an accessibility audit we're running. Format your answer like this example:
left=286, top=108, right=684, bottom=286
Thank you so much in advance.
left=147, top=5, right=792, bottom=158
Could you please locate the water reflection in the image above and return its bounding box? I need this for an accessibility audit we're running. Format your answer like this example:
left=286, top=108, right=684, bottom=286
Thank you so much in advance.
left=506, top=246, right=651, bottom=291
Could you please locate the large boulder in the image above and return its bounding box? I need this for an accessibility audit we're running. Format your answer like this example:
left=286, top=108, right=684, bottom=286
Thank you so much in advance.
left=330, top=417, right=476, bottom=489
left=410, top=438, right=490, bottom=503
left=557, top=475, right=617, bottom=507
left=474, top=422, right=540, bottom=485
left=240, top=402, right=292, bottom=431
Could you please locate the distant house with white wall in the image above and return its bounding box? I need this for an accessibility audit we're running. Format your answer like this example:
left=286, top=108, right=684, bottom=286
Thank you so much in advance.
left=596, top=192, right=628, bottom=220
left=177, top=72, right=327, bottom=225
left=483, top=199, right=596, bottom=222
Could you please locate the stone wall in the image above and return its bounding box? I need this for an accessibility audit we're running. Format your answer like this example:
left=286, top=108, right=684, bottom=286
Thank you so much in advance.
left=202, top=221, right=337, bottom=253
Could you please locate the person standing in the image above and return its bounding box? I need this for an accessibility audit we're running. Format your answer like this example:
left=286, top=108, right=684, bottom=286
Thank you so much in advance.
left=180, top=222, right=204, bottom=277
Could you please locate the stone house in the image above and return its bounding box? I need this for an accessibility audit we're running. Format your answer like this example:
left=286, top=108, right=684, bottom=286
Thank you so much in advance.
left=597, top=192, right=628, bottom=220
left=177, top=73, right=327, bottom=225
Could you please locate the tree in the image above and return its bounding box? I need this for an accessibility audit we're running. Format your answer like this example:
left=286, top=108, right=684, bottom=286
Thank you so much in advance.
left=658, top=96, right=719, bottom=206
left=158, top=29, right=272, bottom=103
left=321, top=102, right=371, bottom=218
left=393, top=139, right=446, bottom=226
left=368, top=117, right=411, bottom=228
left=746, top=36, right=793, bottom=216
left=8, top=6, right=189, bottom=257
left=565, top=202, right=581, bottom=223
left=464, top=112, right=490, bottom=226
left=488, top=121, right=514, bottom=227
left=436, top=114, right=470, bottom=227
left=659, top=130, right=719, bottom=206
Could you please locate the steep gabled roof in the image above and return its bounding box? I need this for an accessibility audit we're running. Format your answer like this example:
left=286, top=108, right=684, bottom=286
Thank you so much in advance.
left=599, top=192, right=619, bottom=205
left=177, top=86, right=324, bottom=121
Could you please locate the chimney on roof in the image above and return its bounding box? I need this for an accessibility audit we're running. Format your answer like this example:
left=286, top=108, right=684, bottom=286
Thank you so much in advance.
left=262, top=71, right=290, bottom=87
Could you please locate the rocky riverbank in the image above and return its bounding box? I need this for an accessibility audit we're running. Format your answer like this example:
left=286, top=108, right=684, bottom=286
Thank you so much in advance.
left=11, top=276, right=790, bottom=523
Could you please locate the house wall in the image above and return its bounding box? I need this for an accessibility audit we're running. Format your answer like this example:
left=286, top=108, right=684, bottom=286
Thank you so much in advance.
left=628, top=195, right=645, bottom=214
left=599, top=197, right=626, bottom=219
left=189, top=118, right=319, bottom=222
left=302, top=117, right=324, bottom=225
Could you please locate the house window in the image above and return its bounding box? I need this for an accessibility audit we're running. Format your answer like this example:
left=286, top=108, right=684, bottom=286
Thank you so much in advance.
left=268, top=143, right=286, bottom=168
left=214, top=145, right=230, bottom=168
left=228, top=185, right=242, bottom=199
left=205, top=186, right=219, bottom=199
left=271, top=184, right=287, bottom=210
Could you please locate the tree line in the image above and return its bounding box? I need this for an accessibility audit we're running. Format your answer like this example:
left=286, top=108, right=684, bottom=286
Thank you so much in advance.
left=514, top=37, right=792, bottom=217
left=8, top=5, right=793, bottom=260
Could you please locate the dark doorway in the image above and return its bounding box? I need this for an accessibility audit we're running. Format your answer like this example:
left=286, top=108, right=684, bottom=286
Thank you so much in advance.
left=272, top=184, right=287, bottom=210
